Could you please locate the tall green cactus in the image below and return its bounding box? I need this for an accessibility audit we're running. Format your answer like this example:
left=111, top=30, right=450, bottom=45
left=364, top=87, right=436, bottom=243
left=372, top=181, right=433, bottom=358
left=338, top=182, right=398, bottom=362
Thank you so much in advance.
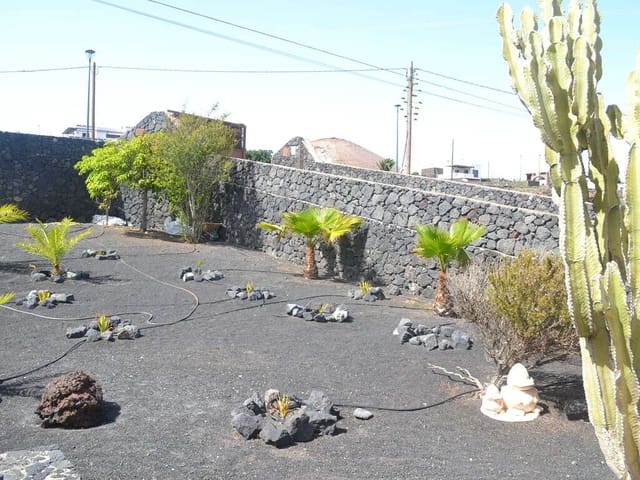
left=497, top=1, right=640, bottom=478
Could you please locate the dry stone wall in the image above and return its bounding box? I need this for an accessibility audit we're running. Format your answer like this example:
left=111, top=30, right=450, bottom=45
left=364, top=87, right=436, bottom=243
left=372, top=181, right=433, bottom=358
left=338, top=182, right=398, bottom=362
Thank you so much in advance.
left=218, top=159, right=559, bottom=294
left=0, top=131, right=99, bottom=221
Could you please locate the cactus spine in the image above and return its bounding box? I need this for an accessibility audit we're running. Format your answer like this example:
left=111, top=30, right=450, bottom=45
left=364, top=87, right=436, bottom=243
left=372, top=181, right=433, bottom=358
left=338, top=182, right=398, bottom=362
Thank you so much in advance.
left=498, top=1, right=640, bottom=478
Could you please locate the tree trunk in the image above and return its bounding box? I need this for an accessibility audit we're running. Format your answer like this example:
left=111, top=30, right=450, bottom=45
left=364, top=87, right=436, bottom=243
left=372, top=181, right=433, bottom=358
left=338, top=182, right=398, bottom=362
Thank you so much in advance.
left=433, top=270, right=455, bottom=317
left=303, top=244, right=318, bottom=279
left=141, top=190, right=148, bottom=233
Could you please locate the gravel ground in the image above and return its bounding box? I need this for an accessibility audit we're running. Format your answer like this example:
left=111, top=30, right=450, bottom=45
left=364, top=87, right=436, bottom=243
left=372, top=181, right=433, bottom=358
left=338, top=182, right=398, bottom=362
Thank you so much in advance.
left=0, top=224, right=614, bottom=480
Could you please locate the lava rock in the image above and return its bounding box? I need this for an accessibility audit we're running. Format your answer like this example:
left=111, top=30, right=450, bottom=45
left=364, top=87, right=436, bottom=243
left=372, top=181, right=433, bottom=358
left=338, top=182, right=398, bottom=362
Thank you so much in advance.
left=115, top=325, right=140, bottom=339
left=259, top=422, right=293, bottom=447
left=236, top=291, right=248, bottom=300
left=440, top=325, right=455, bottom=337
left=452, top=330, right=473, bottom=349
left=385, top=285, right=402, bottom=296
left=400, top=327, right=416, bottom=344
left=284, top=408, right=315, bottom=442
left=393, top=318, right=413, bottom=335
left=305, top=408, right=338, bottom=436
left=350, top=290, right=363, bottom=300
left=35, top=370, right=103, bottom=428
left=85, top=329, right=101, bottom=342
left=66, top=326, right=88, bottom=339
left=353, top=408, right=373, bottom=420
left=564, top=399, right=589, bottom=421
left=179, top=267, right=192, bottom=279
left=243, top=391, right=265, bottom=414
left=50, top=274, right=64, bottom=284
left=369, top=287, right=386, bottom=300
left=248, top=291, right=263, bottom=301
left=420, top=333, right=439, bottom=350
left=232, top=413, right=264, bottom=439
left=438, top=338, right=454, bottom=350
left=30, top=271, right=48, bottom=282
left=50, top=293, right=73, bottom=303
left=329, top=305, right=349, bottom=322
left=362, top=293, right=378, bottom=302
left=182, top=272, right=195, bottom=282
left=408, top=336, right=422, bottom=346
left=305, top=390, right=333, bottom=415
left=101, top=331, right=114, bottom=342
left=413, top=324, right=432, bottom=336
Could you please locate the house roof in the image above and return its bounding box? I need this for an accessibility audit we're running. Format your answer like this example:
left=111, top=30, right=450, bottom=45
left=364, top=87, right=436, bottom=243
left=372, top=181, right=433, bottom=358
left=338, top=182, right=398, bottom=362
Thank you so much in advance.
left=310, top=137, right=383, bottom=170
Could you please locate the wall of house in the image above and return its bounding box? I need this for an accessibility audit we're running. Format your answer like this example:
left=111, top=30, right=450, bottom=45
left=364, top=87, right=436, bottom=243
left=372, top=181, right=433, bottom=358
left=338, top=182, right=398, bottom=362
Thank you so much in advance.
left=0, top=131, right=99, bottom=221
left=216, top=159, right=559, bottom=295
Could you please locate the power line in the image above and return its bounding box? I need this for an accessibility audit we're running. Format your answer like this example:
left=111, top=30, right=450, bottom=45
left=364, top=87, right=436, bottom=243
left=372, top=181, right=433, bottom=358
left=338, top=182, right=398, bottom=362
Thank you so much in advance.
left=416, top=88, right=526, bottom=116
left=99, top=66, right=405, bottom=74
left=0, top=66, right=85, bottom=74
left=91, top=0, right=406, bottom=89
left=417, top=78, right=522, bottom=111
left=417, top=68, right=514, bottom=95
left=147, top=0, right=406, bottom=79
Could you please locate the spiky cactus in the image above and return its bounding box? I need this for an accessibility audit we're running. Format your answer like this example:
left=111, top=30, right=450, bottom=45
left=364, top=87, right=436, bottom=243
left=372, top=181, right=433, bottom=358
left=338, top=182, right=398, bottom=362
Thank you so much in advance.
left=498, top=1, right=640, bottom=478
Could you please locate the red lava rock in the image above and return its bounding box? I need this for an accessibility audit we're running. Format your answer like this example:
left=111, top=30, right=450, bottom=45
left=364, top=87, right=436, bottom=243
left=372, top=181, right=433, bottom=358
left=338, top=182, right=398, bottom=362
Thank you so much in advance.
left=35, top=370, right=103, bottom=428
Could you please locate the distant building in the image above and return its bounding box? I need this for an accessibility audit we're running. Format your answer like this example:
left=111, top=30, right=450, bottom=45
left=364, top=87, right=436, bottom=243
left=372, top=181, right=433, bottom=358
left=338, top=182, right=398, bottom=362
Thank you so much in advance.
left=421, top=167, right=443, bottom=178
left=526, top=172, right=550, bottom=186
left=62, top=125, right=125, bottom=141
left=272, top=136, right=383, bottom=170
left=437, top=164, right=480, bottom=181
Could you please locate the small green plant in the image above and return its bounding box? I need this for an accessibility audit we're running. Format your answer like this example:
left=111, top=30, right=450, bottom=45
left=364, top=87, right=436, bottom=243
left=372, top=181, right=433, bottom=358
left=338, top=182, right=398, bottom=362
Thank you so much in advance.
left=37, top=290, right=51, bottom=303
left=358, top=280, right=372, bottom=295
left=16, top=218, right=92, bottom=276
left=274, top=394, right=291, bottom=419
left=95, top=313, right=112, bottom=333
left=195, top=259, right=204, bottom=274
left=0, top=292, right=15, bottom=305
left=245, top=281, right=254, bottom=294
left=317, top=304, right=329, bottom=314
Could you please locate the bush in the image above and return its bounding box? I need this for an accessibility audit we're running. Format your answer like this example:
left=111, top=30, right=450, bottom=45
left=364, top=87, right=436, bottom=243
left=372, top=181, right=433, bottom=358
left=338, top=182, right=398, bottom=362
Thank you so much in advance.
left=448, top=251, right=578, bottom=378
left=487, top=250, right=577, bottom=357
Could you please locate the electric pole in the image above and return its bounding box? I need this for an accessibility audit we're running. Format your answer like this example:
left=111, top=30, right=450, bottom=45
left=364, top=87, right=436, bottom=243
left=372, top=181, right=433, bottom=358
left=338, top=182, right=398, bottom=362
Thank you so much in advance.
left=91, top=61, right=96, bottom=141
left=403, top=61, right=414, bottom=175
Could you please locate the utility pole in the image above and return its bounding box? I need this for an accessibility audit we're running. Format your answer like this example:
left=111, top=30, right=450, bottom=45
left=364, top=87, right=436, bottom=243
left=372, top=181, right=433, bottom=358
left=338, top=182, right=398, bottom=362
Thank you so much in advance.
left=394, top=104, right=400, bottom=172
left=84, top=49, right=95, bottom=139
left=403, top=61, right=414, bottom=175
left=91, top=61, right=96, bottom=140
left=450, top=138, right=455, bottom=180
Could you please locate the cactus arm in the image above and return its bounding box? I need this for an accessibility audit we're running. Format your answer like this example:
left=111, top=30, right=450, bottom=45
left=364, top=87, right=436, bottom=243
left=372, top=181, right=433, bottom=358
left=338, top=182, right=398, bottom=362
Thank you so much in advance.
left=627, top=145, right=640, bottom=300
left=601, top=263, right=640, bottom=477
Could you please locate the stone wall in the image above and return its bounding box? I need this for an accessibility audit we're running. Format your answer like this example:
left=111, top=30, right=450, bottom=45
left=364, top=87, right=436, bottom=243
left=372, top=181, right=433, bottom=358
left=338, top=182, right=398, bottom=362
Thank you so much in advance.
left=217, top=159, right=559, bottom=295
left=0, top=131, right=99, bottom=221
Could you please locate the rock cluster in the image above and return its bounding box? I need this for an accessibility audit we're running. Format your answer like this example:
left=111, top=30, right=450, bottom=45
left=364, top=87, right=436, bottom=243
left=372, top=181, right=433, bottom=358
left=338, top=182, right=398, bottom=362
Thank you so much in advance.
left=231, top=390, right=340, bottom=447
left=35, top=371, right=104, bottom=428
left=0, top=447, right=80, bottom=480
left=347, top=286, right=386, bottom=302
left=29, top=270, right=90, bottom=283
left=226, top=285, right=275, bottom=301
left=179, top=266, right=224, bottom=282
left=393, top=318, right=473, bottom=350
left=286, top=303, right=350, bottom=322
left=66, top=315, right=140, bottom=342
left=15, top=290, right=74, bottom=309
left=81, top=249, right=120, bottom=260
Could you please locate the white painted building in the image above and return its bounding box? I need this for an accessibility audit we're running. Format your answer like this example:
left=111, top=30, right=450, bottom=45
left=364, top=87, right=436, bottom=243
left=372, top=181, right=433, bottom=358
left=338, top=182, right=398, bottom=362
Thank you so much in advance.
left=437, top=164, right=480, bottom=181
left=62, top=125, right=125, bottom=141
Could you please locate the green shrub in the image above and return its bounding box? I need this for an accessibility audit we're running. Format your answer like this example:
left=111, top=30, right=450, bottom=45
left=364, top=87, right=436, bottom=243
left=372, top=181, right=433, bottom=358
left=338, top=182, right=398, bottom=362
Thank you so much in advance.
left=487, top=250, right=577, bottom=358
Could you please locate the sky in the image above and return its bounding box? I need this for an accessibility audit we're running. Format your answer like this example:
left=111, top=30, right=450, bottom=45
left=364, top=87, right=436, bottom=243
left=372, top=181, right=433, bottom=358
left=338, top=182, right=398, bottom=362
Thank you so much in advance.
left=1, top=0, right=639, bottom=179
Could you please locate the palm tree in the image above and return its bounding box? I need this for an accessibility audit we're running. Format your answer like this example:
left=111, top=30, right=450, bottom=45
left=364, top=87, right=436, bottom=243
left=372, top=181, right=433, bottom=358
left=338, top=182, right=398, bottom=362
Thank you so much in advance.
left=16, top=218, right=92, bottom=276
left=413, top=218, right=485, bottom=316
left=378, top=158, right=395, bottom=171
left=0, top=204, right=27, bottom=224
left=258, top=206, right=363, bottom=279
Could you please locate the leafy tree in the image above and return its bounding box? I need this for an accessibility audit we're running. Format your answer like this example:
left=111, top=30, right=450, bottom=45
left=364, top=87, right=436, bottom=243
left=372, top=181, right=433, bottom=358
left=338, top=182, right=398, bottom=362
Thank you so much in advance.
left=155, top=111, right=236, bottom=243
left=119, top=133, right=169, bottom=232
left=16, top=218, right=92, bottom=276
left=257, top=206, right=363, bottom=279
left=74, top=140, right=128, bottom=226
left=377, top=158, right=395, bottom=171
left=246, top=149, right=273, bottom=163
left=413, top=219, right=484, bottom=316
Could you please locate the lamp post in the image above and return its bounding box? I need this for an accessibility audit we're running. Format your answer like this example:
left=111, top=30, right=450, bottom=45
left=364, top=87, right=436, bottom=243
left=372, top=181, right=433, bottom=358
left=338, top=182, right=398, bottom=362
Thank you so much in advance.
left=394, top=103, right=401, bottom=172
left=85, top=49, right=95, bottom=139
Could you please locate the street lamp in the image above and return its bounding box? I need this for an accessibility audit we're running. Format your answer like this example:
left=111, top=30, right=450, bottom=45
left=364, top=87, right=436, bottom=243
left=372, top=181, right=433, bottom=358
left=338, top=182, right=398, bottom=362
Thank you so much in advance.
left=85, top=49, right=95, bottom=139
left=394, top=104, right=401, bottom=172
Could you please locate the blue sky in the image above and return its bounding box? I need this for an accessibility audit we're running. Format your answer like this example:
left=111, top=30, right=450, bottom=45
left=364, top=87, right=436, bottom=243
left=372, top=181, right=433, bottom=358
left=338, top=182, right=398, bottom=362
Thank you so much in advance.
left=1, top=0, right=638, bottom=179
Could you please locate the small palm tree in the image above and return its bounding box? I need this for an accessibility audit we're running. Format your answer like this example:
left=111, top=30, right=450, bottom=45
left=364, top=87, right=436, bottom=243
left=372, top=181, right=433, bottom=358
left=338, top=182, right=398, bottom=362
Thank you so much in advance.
left=378, top=158, right=395, bottom=171
left=16, top=218, right=92, bottom=276
left=413, top=218, right=485, bottom=316
left=0, top=204, right=28, bottom=224
left=258, top=206, right=363, bottom=279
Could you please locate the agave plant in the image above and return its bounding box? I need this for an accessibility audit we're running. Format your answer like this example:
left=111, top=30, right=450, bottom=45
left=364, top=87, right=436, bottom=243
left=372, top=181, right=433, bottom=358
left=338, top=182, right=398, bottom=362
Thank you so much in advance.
left=16, top=218, right=92, bottom=276
left=95, top=313, right=112, bottom=333
left=358, top=280, right=372, bottom=295
left=413, top=219, right=485, bottom=316
left=257, top=206, right=363, bottom=279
